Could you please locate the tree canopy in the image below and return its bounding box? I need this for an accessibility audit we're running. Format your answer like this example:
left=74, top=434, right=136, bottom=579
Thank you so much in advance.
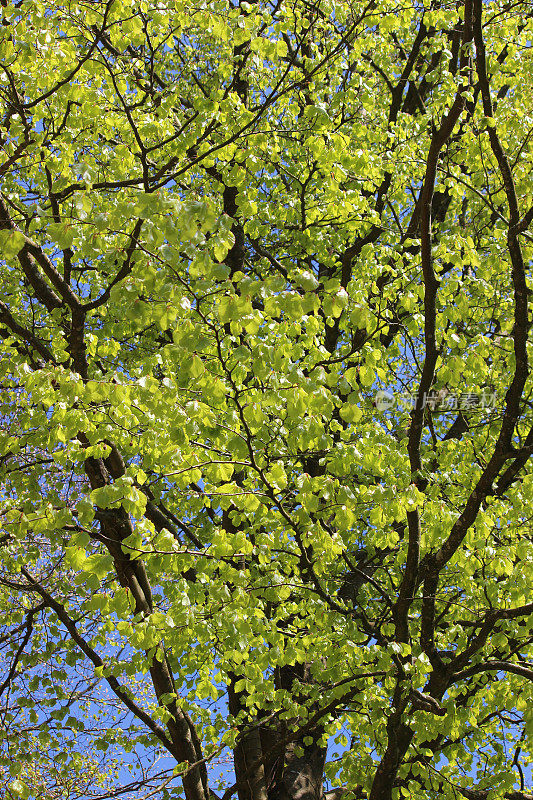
left=1, top=0, right=533, bottom=798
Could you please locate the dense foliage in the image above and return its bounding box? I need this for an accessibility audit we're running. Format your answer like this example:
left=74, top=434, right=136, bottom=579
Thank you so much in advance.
left=1, top=1, right=533, bottom=799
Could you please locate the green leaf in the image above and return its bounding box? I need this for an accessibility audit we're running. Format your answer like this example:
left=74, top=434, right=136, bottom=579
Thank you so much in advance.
left=0, top=229, right=25, bottom=258
left=83, top=554, right=114, bottom=580
left=9, top=780, right=30, bottom=799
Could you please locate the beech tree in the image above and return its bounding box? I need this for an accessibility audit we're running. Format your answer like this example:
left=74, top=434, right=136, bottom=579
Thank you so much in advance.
left=1, top=1, right=533, bottom=798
